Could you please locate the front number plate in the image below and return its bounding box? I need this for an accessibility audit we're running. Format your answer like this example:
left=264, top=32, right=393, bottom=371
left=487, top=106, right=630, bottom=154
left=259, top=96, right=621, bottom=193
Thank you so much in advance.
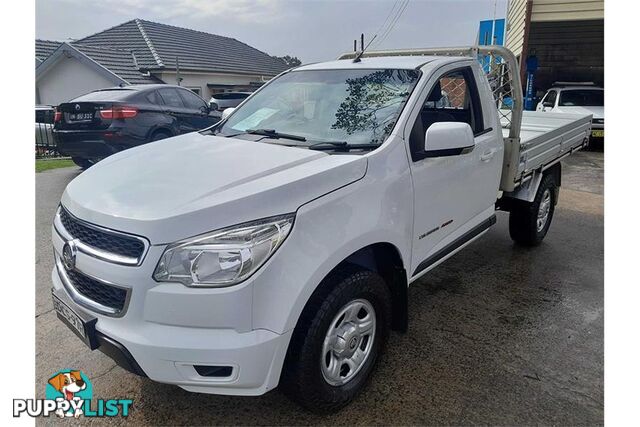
left=591, top=130, right=604, bottom=138
left=52, top=291, right=99, bottom=350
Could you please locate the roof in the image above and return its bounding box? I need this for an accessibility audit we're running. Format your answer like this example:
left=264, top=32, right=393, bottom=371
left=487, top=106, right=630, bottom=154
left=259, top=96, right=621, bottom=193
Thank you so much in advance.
left=73, top=44, right=162, bottom=84
left=549, top=86, right=604, bottom=91
left=36, top=39, right=62, bottom=62
left=36, top=40, right=162, bottom=84
left=76, top=19, right=289, bottom=76
left=296, top=56, right=450, bottom=71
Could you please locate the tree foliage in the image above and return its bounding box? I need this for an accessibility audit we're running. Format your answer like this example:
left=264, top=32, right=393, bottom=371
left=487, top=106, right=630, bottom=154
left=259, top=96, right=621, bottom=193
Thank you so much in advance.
left=274, top=55, right=302, bottom=68
left=331, top=70, right=415, bottom=142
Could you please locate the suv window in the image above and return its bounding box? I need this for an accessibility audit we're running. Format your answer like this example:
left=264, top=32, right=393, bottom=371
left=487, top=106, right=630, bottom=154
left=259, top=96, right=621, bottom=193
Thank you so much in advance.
left=72, top=89, right=136, bottom=102
left=409, top=67, right=484, bottom=160
left=558, top=89, right=603, bottom=107
left=544, top=90, right=557, bottom=106
left=145, top=90, right=164, bottom=105
left=178, top=89, right=207, bottom=110
left=158, top=88, right=185, bottom=108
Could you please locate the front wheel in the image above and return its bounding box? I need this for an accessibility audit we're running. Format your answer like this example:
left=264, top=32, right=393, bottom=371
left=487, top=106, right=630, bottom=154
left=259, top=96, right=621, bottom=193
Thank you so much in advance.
left=509, top=173, right=557, bottom=246
left=280, top=266, right=391, bottom=413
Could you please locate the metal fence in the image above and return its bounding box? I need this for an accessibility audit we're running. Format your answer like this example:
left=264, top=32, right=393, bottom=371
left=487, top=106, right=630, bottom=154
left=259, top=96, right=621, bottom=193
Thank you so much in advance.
left=35, top=107, right=60, bottom=158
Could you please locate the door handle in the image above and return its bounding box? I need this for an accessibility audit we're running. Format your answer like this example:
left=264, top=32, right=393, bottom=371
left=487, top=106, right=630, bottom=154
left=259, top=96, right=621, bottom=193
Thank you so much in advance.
left=480, top=149, right=496, bottom=162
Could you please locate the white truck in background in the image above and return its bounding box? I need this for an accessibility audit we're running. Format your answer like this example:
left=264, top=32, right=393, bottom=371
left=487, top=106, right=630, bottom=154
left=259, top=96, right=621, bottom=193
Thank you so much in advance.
left=51, top=46, right=592, bottom=413
left=536, top=83, right=604, bottom=145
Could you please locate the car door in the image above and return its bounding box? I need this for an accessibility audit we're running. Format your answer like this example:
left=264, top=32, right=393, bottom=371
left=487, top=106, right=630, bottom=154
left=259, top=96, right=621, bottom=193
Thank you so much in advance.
left=407, top=64, right=502, bottom=277
left=178, top=88, right=218, bottom=129
left=157, top=87, right=196, bottom=134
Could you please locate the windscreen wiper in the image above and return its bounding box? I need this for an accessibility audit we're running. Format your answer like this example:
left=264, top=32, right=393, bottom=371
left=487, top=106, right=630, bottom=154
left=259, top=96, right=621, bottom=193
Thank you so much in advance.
left=308, top=141, right=382, bottom=152
left=244, top=128, right=307, bottom=141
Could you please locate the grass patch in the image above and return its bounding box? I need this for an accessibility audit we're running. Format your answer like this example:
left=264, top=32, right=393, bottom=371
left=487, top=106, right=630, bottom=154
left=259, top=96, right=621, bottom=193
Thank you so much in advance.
left=36, top=158, right=75, bottom=173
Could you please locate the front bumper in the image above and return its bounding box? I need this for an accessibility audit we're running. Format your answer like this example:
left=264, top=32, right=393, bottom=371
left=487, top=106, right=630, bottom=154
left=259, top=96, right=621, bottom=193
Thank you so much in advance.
left=51, top=268, right=291, bottom=395
left=51, top=224, right=292, bottom=396
left=590, top=121, right=604, bottom=139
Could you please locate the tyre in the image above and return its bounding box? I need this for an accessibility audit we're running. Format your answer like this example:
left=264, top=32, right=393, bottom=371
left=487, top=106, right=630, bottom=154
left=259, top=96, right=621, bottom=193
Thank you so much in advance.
left=280, top=265, right=392, bottom=413
left=71, top=157, right=94, bottom=169
left=509, top=173, right=557, bottom=246
left=150, top=130, right=171, bottom=142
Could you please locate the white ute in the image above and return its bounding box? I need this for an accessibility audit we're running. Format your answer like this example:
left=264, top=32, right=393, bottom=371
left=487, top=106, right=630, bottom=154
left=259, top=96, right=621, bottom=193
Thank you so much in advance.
left=51, top=46, right=592, bottom=412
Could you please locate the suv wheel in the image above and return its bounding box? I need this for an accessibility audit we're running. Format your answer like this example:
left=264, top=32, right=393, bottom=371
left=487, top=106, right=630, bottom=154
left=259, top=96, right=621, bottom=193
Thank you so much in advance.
left=281, top=265, right=391, bottom=413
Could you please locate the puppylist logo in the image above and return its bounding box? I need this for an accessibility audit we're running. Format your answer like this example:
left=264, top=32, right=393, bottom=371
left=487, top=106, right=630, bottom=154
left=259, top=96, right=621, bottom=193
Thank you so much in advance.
left=13, top=369, right=133, bottom=418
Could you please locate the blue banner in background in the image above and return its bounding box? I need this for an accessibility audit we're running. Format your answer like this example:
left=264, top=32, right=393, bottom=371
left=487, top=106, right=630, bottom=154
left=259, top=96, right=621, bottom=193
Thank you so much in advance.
left=524, top=55, right=539, bottom=110
left=478, top=19, right=505, bottom=72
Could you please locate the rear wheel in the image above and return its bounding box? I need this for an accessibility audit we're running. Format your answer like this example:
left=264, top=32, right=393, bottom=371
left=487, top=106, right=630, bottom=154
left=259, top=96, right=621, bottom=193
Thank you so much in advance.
left=281, top=265, right=391, bottom=413
left=71, top=157, right=94, bottom=169
left=509, top=174, right=557, bottom=246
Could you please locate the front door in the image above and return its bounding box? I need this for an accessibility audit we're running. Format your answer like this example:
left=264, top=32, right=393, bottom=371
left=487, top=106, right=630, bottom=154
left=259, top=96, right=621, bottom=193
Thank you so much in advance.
left=158, top=87, right=196, bottom=134
left=177, top=88, right=218, bottom=130
left=407, top=64, right=502, bottom=278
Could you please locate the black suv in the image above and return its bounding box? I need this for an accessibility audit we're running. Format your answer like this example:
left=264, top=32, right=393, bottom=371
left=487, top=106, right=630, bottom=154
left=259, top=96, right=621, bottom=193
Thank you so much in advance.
left=54, top=84, right=218, bottom=168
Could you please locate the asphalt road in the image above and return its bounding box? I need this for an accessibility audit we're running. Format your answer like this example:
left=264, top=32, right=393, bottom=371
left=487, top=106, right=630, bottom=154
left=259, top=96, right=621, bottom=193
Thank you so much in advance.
left=35, top=151, right=603, bottom=425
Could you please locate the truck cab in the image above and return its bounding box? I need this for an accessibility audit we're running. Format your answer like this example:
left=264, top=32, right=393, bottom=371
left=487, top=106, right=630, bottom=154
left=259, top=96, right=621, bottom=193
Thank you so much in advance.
left=50, top=46, right=591, bottom=413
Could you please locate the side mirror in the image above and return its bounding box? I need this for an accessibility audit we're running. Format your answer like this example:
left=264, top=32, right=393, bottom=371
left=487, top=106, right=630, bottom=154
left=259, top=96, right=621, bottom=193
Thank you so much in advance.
left=221, top=107, right=235, bottom=120
left=209, top=102, right=218, bottom=111
left=200, top=105, right=210, bottom=115
left=424, top=122, right=475, bottom=157
left=542, top=101, right=554, bottom=108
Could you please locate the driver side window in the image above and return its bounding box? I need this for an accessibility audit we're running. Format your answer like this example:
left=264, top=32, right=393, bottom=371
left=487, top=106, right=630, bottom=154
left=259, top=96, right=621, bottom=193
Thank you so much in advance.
left=179, top=89, right=207, bottom=111
left=544, top=90, right=557, bottom=106
left=409, top=67, right=484, bottom=161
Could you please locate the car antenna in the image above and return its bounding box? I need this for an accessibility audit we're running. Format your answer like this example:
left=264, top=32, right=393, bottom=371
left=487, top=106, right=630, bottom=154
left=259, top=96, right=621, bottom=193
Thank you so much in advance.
left=353, top=33, right=376, bottom=63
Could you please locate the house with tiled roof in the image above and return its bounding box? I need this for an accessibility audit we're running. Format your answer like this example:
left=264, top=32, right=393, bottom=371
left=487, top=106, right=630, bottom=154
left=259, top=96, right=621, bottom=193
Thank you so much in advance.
left=36, top=19, right=289, bottom=105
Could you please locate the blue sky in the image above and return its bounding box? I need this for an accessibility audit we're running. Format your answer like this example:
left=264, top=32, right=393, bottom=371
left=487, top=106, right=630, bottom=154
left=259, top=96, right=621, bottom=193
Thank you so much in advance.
left=36, top=0, right=508, bottom=63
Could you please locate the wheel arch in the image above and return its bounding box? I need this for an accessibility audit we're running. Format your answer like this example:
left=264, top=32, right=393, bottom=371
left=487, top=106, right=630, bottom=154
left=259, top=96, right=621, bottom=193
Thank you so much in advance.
left=298, top=242, right=409, bottom=333
left=500, top=162, right=562, bottom=208
left=147, top=125, right=174, bottom=141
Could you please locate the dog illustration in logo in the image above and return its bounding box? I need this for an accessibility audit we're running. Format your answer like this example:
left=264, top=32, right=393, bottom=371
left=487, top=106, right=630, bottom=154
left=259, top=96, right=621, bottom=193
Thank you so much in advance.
left=48, top=371, right=86, bottom=417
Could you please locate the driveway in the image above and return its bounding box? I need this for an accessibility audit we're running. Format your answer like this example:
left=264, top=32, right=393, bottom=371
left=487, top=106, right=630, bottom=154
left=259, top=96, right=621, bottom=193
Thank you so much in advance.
left=35, top=151, right=603, bottom=425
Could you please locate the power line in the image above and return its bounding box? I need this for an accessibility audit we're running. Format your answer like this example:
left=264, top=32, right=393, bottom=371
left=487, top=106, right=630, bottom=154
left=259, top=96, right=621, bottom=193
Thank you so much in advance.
left=372, top=1, right=406, bottom=48
left=372, top=0, right=401, bottom=39
left=361, top=0, right=401, bottom=52
left=371, top=0, right=410, bottom=49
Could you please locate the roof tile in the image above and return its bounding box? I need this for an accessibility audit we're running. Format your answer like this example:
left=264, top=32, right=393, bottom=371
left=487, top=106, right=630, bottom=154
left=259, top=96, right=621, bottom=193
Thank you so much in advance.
left=36, top=18, right=288, bottom=84
left=77, top=19, right=289, bottom=76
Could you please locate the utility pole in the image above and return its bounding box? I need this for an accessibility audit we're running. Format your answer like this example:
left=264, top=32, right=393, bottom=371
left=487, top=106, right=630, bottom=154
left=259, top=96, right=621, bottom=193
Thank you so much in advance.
left=176, top=56, right=183, bottom=86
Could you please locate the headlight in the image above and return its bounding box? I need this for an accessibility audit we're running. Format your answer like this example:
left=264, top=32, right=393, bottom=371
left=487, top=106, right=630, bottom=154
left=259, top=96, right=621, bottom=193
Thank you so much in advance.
left=153, top=214, right=295, bottom=287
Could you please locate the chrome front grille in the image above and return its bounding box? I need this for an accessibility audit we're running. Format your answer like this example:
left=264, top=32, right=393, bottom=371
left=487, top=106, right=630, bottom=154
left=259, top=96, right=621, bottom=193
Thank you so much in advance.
left=56, top=258, right=130, bottom=316
left=65, top=268, right=127, bottom=312
left=55, top=206, right=148, bottom=266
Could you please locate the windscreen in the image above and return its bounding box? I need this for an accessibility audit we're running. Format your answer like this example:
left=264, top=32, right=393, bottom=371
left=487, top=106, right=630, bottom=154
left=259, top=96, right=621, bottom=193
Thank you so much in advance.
left=218, top=69, right=420, bottom=146
left=558, top=89, right=604, bottom=107
left=70, top=89, right=136, bottom=102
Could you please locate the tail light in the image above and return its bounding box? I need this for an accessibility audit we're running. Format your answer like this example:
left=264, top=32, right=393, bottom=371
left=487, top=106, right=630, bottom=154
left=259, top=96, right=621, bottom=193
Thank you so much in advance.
left=99, top=106, right=138, bottom=120
left=54, top=109, right=62, bottom=123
